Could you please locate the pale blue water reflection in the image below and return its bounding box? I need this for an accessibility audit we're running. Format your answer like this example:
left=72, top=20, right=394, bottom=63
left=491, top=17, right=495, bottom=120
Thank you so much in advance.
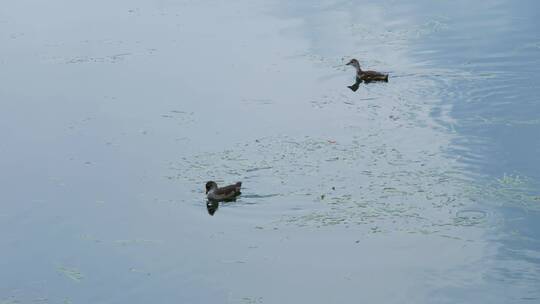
left=0, top=0, right=538, bottom=303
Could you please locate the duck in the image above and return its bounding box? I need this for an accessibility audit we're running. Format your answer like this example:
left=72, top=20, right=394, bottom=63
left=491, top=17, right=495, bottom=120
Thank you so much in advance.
left=205, top=181, right=242, bottom=201
left=346, top=59, right=388, bottom=83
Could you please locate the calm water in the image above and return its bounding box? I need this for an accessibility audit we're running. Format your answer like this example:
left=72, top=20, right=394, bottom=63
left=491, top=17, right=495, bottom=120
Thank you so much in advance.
left=1, top=0, right=539, bottom=303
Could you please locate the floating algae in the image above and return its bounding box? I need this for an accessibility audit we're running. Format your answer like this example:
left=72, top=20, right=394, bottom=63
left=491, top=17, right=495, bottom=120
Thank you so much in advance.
left=79, top=234, right=102, bottom=243
left=58, top=266, right=84, bottom=282
left=238, top=296, right=263, bottom=304
left=454, top=210, right=488, bottom=227
left=129, top=267, right=151, bottom=276
left=114, top=239, right=162, bottom=246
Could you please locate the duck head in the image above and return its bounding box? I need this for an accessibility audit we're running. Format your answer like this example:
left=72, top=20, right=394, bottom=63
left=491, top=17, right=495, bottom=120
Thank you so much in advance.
left=205, top=181, right=218, bottom=194
left=346, top=58, right=361, bottom=71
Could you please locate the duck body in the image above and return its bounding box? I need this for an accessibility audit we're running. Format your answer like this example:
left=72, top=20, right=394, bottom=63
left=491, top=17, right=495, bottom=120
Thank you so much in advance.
left=358, top=70, right=389, bottom=82
left=205, top=181, right=242, bottom=201
left=346, top=59, right=388, bottom=83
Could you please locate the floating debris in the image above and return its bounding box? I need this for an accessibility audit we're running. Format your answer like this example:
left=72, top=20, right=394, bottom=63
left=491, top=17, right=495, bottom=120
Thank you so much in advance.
left=114, top=239, right=162, bottom=246
left=79, top=234, right=102, bottom=243
left=454, top=210, right=487, bottom=226
left=58, top=266, right=83, bottom=282
left=129, top=268, right=151, bottom=276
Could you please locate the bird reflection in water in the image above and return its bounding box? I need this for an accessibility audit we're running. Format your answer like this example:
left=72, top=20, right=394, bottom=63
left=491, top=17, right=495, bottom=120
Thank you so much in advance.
left=205, top=197, right=239, bottom=216
left=348, top=78, right=362, bottom=92
left=206, top=201, right=219, bottom=215
left=348, top=77, right=389, bottom=92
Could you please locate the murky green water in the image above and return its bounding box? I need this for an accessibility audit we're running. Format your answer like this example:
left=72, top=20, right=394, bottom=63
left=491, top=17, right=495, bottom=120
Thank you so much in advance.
left=1, top=0, right=539, bottom=303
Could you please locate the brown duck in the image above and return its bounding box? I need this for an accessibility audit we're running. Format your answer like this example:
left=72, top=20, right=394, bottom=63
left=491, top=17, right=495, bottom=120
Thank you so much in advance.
left=346, top=59, right=388, bottom=82
left=205, top=181, right=242, bottom=201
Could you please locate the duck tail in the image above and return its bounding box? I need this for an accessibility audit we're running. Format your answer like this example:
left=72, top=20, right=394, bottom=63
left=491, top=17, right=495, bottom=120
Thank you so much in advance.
left=385, top=74, right=389, bottom=82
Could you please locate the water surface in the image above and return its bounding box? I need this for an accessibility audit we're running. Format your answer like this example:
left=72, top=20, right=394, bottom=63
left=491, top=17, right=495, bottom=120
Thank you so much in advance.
left=1, top=0, right=539, bottom=303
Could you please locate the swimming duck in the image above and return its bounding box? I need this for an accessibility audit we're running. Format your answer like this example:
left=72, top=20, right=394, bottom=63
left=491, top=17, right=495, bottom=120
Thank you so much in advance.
left=205, top=181, right=242, bottom=201
left=346, top=59, right=388, bottom=82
